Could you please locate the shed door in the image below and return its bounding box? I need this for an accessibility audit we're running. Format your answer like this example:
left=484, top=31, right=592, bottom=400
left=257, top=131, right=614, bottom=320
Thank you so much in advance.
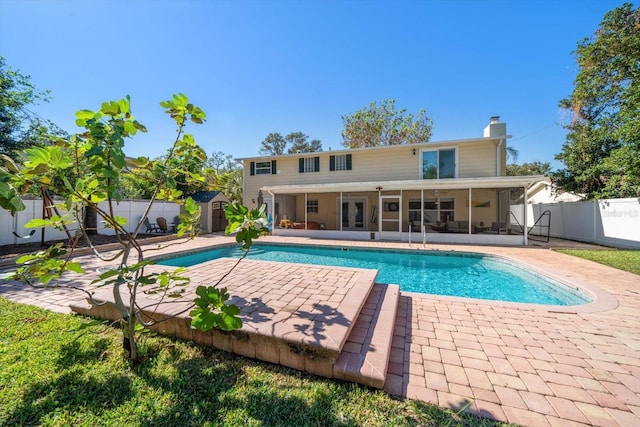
left=211, top=202, right=228, bottom=232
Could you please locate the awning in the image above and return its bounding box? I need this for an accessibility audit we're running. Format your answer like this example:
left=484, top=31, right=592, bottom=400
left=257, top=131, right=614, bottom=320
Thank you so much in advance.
left=261, top=175, right=546, bottom=195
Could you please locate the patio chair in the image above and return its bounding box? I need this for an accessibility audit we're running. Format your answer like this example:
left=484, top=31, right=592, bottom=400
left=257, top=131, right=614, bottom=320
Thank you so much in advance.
left=144, top=217, right=160, bottom=233
left=171, top=215, right=180, bottom=232
left=156, top=217, right=168, bottom=233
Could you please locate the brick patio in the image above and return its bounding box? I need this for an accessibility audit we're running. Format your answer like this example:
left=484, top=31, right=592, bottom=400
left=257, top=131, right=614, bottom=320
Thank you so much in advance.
left=1, top=234, right=639, bottom=426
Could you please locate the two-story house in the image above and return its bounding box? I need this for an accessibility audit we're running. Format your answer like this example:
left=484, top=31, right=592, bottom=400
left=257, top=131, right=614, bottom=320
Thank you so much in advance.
left=240, top=117, right=544, bottom=245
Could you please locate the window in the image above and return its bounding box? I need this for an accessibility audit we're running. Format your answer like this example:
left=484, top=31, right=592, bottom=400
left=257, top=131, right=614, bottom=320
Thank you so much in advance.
left=255, top=161, right=272, bottom=174
left=330, top=154, right=352, bottom=171
left=438, top=198, right=455, bottom=222
left=306, top=199, right=319, bottom=213
left=250, top=160, right=277, bottom=175
left=408, top=198, right=455, bottom=224
left=422, top=148, right=455, bottom=179
left=299, top=156, right=320, bottom=173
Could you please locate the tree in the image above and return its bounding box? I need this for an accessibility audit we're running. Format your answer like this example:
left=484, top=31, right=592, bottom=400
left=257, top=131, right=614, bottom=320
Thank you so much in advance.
left=206, top=150, right=243, bottom=202
left=341, top=99, right=433, bottom=148
left=285, top=131, right=323, bottom=154
left=119, top=163, right=157, bottom=199
left=506, top=161, right=552, bottom=176
left=259, top=132, right=287, bottom=156
left=0, top=56, right=65, bottom=154
left=162, top=145, right=209, bottom=196
left=207, top=150, right=237, bottom=174
left=259, top=131, right=322, bottom=155
left=555, top=3, right=640, bottom=199
left=212, top=168, right=243, bottom=202
left=0, top=94, right=268, bottom=364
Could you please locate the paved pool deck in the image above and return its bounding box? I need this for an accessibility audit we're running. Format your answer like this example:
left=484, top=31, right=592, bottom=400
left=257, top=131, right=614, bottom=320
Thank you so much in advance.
left=1, top=234, right=639, bottom=426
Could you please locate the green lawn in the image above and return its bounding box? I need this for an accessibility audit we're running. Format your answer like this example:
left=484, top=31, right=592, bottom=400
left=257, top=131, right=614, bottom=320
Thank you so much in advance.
left=0, top=297, right=508, bottom=427
left=556, top=249, right=640, bottom=275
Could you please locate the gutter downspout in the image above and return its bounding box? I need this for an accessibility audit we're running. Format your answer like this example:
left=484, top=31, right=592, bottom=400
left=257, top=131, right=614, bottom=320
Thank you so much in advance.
left=496, top=138, right=505, bottom=176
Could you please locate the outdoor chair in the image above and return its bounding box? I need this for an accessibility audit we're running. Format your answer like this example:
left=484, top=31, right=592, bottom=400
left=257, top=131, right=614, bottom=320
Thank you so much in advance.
left=156, top=217, right=168, bottom=233
left=144, top=217, right=160, bottom=233
left=171, top=215, right=180, bottom=232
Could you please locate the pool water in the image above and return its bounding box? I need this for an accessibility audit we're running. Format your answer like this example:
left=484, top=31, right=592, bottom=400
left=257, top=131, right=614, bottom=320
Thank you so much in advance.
left=158, top=244, right=591, bottom=306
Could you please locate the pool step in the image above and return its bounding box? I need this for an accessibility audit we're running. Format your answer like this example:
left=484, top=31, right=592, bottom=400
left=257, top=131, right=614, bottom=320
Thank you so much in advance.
left=70, top=258, right=401, bottom=389
left=70, top=258, right=386, bottom=384
left=333, top=283, right=400, bottom=389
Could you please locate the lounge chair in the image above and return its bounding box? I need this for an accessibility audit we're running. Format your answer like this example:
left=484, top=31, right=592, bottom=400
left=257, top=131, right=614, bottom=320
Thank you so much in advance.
left=156, top=217, right=168, bottom=233
left=144, top=217, right=160, bottom=233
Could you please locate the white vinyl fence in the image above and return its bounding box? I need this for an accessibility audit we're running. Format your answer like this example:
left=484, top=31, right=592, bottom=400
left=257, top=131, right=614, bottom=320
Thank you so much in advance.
left=1, top=199, right=180, bottom=246
left=510, top=198, right=640, bottom=249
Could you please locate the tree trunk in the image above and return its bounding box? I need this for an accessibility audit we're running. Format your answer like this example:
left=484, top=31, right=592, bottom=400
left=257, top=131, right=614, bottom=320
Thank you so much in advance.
left=84, top=202, right=98, bottom=235
left=122, top=319, right=138, bottom=364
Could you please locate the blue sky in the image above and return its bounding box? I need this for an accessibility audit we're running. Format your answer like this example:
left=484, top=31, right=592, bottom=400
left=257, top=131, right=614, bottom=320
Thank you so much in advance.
left=0, top=0, right=627, bottom=168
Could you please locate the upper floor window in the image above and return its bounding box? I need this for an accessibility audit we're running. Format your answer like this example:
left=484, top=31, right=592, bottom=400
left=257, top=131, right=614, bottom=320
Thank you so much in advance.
left=255, top=161, right=272, bottom=174
left=299, top=156, right=320, bottom=173
left=330, top=154, right=352, bottom=171
left=422, top=148, right=455, bottom=179
left=250, top=160, right=276, bottom=175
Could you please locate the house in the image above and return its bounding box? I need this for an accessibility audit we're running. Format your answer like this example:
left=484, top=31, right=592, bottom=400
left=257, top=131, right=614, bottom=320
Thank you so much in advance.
left=188, top=191, right=229, bottom=233
left=240, top=117, right=545, bottom=245
left=525, top=179, right=583, bottom=204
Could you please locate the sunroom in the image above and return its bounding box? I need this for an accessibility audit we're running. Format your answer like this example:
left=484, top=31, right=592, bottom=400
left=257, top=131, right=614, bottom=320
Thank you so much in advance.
left=260, top=175, right=545, bottom=246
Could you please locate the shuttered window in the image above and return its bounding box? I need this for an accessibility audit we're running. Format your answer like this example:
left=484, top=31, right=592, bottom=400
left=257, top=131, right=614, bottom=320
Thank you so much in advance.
left=329, top=154, right=352, bottom=171
left=250, top=160, right=277, bottom=175
left=299, top=156, right=320, bottom=173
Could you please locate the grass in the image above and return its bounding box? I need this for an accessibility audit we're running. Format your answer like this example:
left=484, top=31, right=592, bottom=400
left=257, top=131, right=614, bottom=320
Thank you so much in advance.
left=0, top=297, right=509, bottom=427
left=556, top=249, right=640, bottom=275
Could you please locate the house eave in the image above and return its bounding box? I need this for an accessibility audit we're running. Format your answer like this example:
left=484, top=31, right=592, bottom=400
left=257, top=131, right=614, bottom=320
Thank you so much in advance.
left=237, top=135, right=512, bottom=162
left=261, top=175, right=546, bottom=195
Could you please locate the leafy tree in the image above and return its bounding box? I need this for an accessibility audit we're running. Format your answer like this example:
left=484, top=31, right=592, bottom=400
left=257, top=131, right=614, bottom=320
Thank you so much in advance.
left=207, top=150, right=237, bottom=174
left=555, top=3, right=640, bottom=199
left=205, top=151, right=243, bottom=202
left=259, top=132, right=287, bottom=156
left=212, top=168, right=243, bottom=202
left=119, top=163, right=157, bottom=199
left=162, top=145, right=209, bottom=196
left=341, top=99, right=433, bottom=148
left=259, top=131, right=322, bottom=155
left=285, top=131, right=323, bottom=154
left=0, top=94, right=268, bottom=364
left=0, top=56, right=65, bottom=154
left=506, top=161, right=552, bottom=176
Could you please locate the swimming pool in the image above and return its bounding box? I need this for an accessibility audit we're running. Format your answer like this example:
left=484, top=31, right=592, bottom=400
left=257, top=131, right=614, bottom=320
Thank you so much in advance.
left=158, top=244, right=591, bottom=306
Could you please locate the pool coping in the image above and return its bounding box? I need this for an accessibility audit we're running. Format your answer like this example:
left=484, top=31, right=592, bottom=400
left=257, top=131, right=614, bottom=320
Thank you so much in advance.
left=151, top=239, right=619, bottom=315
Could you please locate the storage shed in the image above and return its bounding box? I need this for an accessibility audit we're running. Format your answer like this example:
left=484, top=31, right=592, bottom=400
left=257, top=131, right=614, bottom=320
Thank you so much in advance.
left=189, top=191, right=230, bottom=233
